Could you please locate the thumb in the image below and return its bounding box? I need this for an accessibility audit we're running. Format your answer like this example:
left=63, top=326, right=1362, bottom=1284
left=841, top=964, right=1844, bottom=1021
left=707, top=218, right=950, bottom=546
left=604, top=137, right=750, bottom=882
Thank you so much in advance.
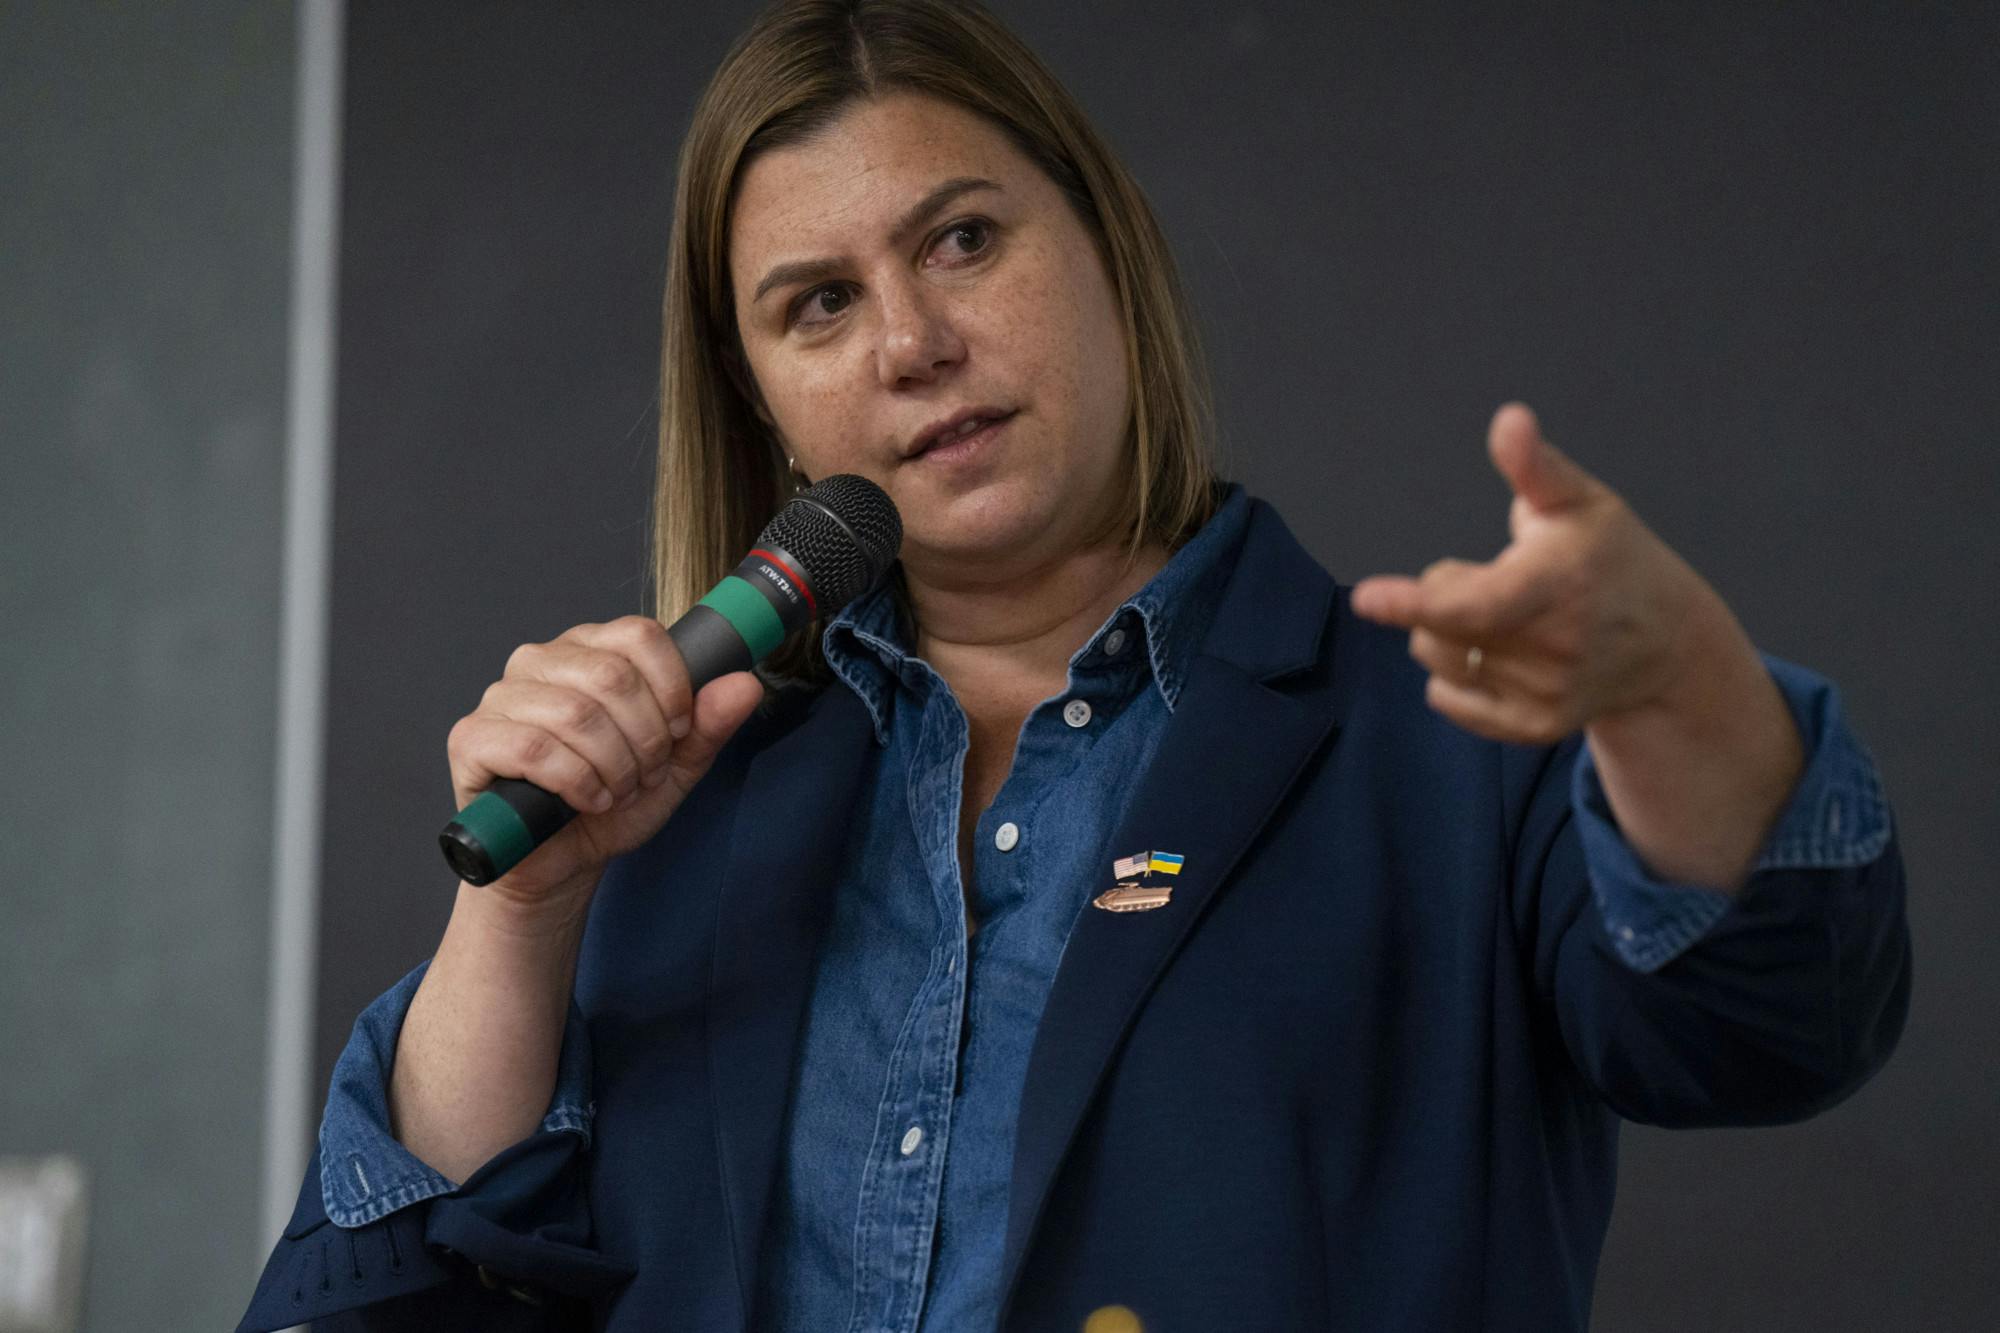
left=1488, top=402, right=1595, bottom=514
left=661, top=671, right=764, bottom=789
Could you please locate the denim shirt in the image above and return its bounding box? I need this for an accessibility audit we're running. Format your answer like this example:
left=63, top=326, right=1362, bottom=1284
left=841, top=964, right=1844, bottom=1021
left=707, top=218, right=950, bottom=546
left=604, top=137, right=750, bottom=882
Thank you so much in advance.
left=315, top=485, right=1892, bottom=1329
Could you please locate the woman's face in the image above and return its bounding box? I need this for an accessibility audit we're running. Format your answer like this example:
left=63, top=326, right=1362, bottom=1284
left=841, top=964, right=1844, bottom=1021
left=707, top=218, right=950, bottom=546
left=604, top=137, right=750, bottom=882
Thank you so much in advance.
left=728, top=92, right=1133, bottom=588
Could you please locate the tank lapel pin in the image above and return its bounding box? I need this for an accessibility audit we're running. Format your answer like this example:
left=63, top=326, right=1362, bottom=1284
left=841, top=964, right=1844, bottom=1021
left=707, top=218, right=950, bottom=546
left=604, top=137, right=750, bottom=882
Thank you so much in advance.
left=1093, top=849, right=1185, bottom=912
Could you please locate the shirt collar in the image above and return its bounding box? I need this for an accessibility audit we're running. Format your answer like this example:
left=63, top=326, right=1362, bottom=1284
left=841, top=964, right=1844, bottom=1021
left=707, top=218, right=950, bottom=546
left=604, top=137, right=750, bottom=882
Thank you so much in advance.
left=824, top=484, right=1251, bottom=744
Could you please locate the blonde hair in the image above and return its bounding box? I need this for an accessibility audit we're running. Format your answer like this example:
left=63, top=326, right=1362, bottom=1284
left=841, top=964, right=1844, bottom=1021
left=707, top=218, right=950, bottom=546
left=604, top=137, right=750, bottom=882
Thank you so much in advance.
left=649, top=0, right=1219, bottom=684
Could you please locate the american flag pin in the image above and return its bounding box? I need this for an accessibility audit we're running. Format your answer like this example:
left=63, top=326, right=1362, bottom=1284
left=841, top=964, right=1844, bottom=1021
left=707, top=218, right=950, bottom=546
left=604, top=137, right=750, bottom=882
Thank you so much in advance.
left=1094, top=850, right=1185, bottom=912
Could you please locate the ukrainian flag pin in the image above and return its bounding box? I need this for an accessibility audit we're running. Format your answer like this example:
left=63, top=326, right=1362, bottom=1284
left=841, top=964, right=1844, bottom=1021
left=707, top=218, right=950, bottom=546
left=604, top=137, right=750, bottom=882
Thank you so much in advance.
left=1093, top=850, right=1184, bottom=912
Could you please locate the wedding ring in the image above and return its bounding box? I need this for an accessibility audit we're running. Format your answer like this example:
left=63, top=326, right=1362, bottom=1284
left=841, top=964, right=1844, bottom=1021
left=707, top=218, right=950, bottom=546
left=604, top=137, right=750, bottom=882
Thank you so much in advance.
left=1465, top=644, right=1484, bottom=679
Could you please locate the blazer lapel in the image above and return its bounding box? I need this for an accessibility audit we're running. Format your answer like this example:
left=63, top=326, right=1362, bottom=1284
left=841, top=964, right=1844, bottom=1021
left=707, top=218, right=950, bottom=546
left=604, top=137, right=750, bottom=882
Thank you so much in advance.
left=707, top=684, right=875, bottom=1323
left=1000, top=503, right=1344, bottom=1303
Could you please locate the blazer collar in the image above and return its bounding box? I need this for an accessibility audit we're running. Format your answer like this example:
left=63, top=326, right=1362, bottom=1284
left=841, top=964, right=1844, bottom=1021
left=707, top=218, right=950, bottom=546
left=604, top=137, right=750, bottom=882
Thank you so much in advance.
left=1198, top=496, right=1338, bottom=683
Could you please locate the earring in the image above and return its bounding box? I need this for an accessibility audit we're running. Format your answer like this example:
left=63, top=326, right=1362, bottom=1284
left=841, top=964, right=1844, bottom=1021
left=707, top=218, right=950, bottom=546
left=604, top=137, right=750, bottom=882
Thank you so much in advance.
left=786, top=454, right=811, bottom=493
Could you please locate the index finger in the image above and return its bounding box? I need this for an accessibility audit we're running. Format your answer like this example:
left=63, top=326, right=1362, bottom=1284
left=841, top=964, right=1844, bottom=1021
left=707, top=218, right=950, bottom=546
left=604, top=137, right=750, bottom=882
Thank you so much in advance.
left=1356, top=553, right=1559, bottom=639
left=566, top=616, right=696, bottom=737
left=1351, top=557, right=1487, bottom=628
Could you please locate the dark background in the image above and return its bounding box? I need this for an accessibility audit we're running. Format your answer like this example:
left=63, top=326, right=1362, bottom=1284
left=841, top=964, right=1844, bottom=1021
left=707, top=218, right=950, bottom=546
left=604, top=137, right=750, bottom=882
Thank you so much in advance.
left=317, top=3, right=1998, bottom=1327
left=4, top=4, right=297, bottom=1327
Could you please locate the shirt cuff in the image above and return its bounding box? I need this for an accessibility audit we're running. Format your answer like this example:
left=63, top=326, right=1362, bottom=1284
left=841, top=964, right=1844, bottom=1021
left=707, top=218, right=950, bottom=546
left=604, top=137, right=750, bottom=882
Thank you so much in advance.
left=1570, top=650, right=1894, bottom=974
left=317, top=959, right=596, bottom=1228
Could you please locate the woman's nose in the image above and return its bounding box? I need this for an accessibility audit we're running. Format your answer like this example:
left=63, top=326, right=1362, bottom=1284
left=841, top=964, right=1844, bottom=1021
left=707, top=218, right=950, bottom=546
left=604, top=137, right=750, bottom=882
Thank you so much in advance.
left=874, top=285, right=965, bottom=388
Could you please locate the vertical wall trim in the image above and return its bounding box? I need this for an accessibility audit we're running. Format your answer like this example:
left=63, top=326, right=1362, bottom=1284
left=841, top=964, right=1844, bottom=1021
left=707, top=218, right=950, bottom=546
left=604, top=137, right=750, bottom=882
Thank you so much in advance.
left=262, top=0, right=344, bottom=1252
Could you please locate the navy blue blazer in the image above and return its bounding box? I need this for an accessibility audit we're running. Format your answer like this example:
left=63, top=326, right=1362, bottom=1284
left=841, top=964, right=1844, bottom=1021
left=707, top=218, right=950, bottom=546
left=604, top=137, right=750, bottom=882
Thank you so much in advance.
left=242, top=500, right=1909, bottom=1332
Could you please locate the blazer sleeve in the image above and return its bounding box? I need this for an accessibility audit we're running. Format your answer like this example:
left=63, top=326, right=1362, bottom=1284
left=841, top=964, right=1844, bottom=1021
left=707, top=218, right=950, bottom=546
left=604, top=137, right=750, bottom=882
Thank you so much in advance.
left=236, top=1134, right=627, bottom=1332
left=236, top=966, right=632, bottom=1332
left=1507, top=656, right=1912, bottom=1128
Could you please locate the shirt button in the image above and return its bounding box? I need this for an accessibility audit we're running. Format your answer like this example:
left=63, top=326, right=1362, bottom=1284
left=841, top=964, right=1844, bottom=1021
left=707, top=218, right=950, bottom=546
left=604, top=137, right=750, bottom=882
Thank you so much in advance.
left=1102, top=627, right=1128, bottom=657
left=900, top=1125, right=924, bottom=1156
left=1063, top=699, right=1093, bottom=728
left=994, top=821, right=1020, bottom=852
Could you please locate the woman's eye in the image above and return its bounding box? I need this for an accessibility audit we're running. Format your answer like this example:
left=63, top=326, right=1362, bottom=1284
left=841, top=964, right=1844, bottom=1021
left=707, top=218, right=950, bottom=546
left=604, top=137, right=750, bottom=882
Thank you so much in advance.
left=934, top=218, right=992, bottom=261
left=793, top=283, right=853, bottom=327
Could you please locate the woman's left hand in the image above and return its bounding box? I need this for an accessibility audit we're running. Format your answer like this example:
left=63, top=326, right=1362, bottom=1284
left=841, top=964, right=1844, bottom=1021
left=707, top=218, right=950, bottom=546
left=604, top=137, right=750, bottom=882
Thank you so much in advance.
left=1351, top=402, right=1806, bottom=892
left=1348, top=402, right=1727, bottom=746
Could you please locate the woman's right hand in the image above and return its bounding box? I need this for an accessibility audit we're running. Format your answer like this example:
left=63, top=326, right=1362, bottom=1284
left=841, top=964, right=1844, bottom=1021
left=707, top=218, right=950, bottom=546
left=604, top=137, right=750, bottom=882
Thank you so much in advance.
left=445, top=614, right=766, bottom=913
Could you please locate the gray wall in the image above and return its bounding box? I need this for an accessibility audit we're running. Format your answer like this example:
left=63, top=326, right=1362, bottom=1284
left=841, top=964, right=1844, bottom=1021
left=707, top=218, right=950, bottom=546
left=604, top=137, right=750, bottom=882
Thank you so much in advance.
left=310, top=1, right=1989, bottom=1328
left=0, top=3, right=299, bottom=1329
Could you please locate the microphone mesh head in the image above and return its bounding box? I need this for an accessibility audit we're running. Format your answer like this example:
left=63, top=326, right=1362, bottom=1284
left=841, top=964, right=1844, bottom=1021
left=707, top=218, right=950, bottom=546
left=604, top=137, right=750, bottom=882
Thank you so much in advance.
left=757, top=474, right=903, bottom=614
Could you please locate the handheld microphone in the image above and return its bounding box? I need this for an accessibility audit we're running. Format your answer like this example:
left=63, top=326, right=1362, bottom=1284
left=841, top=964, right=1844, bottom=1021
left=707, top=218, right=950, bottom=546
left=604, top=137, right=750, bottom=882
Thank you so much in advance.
left=438, top=474, right=902, bottom=886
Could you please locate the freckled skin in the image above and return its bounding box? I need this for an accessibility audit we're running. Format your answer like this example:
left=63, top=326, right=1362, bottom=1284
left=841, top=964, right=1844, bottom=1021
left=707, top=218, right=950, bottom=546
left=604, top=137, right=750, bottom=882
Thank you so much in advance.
left=728, top=92, right=1133, bottom=594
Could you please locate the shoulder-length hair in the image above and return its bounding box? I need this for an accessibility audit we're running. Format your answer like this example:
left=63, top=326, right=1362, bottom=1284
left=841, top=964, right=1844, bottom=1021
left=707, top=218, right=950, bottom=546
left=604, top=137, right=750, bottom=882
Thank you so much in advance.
left=650, top=0, right=1219, bottom=685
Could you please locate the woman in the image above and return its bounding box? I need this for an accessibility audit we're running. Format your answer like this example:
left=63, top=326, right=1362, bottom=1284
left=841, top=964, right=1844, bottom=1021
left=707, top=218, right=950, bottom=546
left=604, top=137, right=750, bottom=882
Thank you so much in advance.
left=242, top=2, right=1908, bottom=1330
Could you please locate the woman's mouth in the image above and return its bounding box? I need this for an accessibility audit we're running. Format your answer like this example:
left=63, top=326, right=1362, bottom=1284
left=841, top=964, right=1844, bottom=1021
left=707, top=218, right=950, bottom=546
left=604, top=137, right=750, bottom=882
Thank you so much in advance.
left=910, top=410, right=1016, bottom=465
